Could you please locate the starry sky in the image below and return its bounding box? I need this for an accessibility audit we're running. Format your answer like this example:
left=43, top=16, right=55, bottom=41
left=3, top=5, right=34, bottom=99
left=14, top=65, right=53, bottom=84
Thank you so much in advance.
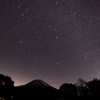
left=0, top=0, right=100, bottom=89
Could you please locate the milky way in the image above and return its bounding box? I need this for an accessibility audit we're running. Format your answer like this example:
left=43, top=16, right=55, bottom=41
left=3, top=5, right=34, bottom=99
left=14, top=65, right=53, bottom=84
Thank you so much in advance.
left=0, top=0, right=100, bottom=89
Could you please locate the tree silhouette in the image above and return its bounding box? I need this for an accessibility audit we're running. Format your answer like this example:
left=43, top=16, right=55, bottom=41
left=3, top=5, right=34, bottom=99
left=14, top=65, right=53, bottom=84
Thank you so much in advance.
left=59, top=83, right=77, bottom=96
left=76, top=78, right=89, bottom=96
left=88, top=78, right=100, bottom=96
left=0, top=74, right=14, bottom=86
left=0, top=74, right=5, bottom=85
left=0, top=74, right=14, bottom=99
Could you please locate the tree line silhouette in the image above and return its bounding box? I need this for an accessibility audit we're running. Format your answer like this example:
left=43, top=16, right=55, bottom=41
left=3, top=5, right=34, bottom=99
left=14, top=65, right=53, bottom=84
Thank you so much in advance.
left=1, top=74, right=100, bottom=100
left=0, top=74, right=14, bottom=100
left=59, top=78, right=100, bottom=97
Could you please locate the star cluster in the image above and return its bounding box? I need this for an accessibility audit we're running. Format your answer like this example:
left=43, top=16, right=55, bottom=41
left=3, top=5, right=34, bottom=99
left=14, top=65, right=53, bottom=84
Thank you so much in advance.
left=0, top=0, right=100, bottom=89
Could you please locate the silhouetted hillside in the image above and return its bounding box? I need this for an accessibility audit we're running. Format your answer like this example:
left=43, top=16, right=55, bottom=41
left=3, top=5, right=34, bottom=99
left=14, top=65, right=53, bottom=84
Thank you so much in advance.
left=1, top=74, right=100, bottom=100
left=14, top=79, right=60, bottom=100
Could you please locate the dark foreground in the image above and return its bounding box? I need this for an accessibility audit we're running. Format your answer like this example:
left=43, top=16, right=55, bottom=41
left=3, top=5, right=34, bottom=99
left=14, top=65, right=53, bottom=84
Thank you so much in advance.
left=4, top=96, right=100, bottom=100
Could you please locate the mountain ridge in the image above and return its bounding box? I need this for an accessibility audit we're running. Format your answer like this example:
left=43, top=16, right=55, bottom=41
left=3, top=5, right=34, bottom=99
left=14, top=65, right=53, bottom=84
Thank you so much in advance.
left=25, top=79, right=53, bottom=88
left=15, top=79, right=60, bottom=99
left=16, top=79, right=58, bottom=90
left=15, top=79, right=59, bottom=93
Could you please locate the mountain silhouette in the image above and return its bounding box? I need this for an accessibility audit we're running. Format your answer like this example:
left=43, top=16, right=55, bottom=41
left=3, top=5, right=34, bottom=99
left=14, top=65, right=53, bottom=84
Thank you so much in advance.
left=25, top=79, right=54, bottom=88
left=14, top=79, right=60, bottom=100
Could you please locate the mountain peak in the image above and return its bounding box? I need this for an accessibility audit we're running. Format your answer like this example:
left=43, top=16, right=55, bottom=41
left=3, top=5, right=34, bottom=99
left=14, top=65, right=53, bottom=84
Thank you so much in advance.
left=25, top=79, right=52, bottom=88
left=16, top=79, right=59, bottom=98
left=15, top=79, right=59, bottom=99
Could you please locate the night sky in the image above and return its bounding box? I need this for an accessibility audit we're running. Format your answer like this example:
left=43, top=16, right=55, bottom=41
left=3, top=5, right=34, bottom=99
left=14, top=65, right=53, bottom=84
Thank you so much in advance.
left=0, top=0, right=100, bottom=89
